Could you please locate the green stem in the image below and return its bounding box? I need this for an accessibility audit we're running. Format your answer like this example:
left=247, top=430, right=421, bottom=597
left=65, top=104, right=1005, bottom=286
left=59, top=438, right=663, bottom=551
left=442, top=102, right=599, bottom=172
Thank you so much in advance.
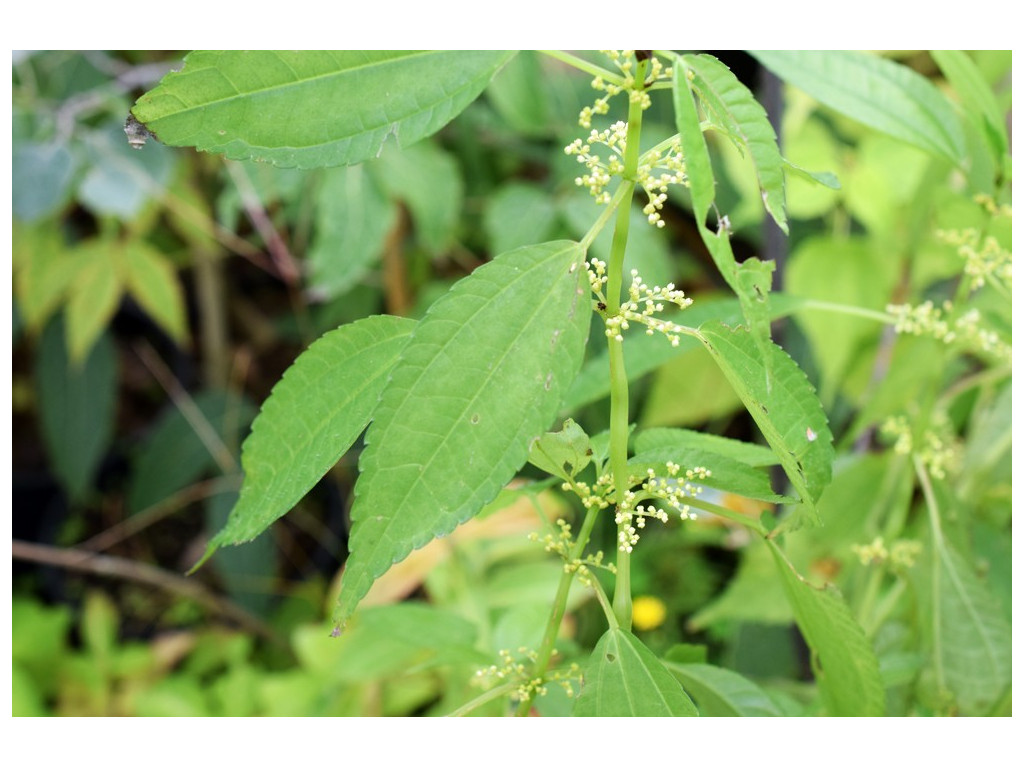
left=608, top=58, right=650, bottom=632
left=681, top=495, right=768, bottom=536
left=539, top=50, right=623, bottom=83
left=797, top=298, right=894, bottom=324
left=447, top=680, right=521, bottom=717
left=514, top=504, right=602, bottom=716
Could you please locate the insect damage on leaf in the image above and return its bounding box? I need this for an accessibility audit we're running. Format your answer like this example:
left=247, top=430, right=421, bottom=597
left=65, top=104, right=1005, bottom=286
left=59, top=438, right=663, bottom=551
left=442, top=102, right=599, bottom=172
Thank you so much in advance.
left=124, top=114, right=155, bottom=150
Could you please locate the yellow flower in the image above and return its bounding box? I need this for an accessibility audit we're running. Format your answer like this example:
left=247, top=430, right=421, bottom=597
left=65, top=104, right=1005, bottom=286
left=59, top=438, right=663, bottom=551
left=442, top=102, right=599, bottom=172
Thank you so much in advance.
left=632, top=595, right=668, bottom=631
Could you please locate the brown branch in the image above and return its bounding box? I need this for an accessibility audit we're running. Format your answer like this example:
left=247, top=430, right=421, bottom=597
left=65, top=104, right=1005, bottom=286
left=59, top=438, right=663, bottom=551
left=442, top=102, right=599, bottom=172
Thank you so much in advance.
left=12, top=540, right=285, bottom=646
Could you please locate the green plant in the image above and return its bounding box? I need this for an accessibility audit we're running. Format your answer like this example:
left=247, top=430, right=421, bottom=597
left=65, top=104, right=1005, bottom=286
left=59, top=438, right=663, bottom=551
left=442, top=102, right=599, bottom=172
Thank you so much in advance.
left=15, top=50, right=1008, bottom=718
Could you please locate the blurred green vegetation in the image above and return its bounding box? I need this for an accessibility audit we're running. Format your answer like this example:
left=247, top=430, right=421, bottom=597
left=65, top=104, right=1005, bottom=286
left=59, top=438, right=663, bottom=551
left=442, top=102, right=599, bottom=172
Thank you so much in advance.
left=11, top=50, right=1011, bottom=716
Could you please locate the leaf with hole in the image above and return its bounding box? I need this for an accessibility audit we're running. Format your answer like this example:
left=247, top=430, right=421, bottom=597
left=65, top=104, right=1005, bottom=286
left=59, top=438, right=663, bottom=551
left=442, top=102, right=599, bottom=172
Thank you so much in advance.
left=574, top=628, right=698, bottom=716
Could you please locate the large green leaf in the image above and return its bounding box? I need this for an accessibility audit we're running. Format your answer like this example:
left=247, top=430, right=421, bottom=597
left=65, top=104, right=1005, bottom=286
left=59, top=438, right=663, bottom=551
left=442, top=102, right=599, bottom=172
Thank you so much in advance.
left=574, top=628, right=698, bottom=716
left=751, top=50, right=966, bottom=167
left=698, top=321, right=833, bottom=526
left=930, top=538, right=1012, bottom=714
left=336, top=241, right=590, bottom=625
left=201, top=315, right=415, bottom=560
left=665, top=662, right=784, bottom=716
left=36, top=317, right=117, bottom=502
left=132, top=51, right=515, bottom=169
left=769, top=541, right=885, bottom=716
left=684, top=53, right=787, bottom=233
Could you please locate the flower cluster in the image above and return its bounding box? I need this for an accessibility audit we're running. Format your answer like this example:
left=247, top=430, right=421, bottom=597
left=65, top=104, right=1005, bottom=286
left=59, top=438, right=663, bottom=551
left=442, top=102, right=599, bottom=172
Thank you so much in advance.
left=474, top=648, right=580, bottom=701
left=603, top=269, right=694, bottom=346
left=881, top=413, right=963, bottom=480
left=615, top=464, right=709, bottom=552
left=564, top=51, right=687, bottom=227
left=564, top=127, right=688, bottom=226
left=852, top=536, right=923, bottom=571
left=887, top=300, right=1010, bottom=364
left=938, top=226, right=1012, bottom=293
left=576, top=50, right=671, bottom=129
left=528, top=517, right=613, bottom=575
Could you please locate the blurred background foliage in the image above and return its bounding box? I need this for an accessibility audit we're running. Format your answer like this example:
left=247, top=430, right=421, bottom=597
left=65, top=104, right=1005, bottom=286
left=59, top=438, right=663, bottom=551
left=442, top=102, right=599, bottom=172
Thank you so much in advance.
left=11, top=50, right=1011, bottom=716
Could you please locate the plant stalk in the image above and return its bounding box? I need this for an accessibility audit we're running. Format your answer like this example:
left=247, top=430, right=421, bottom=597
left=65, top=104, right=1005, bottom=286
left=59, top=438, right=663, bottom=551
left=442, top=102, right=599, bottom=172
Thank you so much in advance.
left=608, top=58, right=650, bottom=631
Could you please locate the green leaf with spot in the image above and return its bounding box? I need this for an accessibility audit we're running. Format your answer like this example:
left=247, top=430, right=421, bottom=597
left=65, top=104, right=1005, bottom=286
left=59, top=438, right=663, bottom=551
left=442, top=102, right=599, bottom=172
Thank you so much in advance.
left=574, top=629, right=698, bottom=716
left=751, top=50, right=966, bottom=167
left=200, top=315, right=415, bottom=563
left=336, top=241, right=590, bottom=625
left=132, top=51, right=515, bottom=169
left=684, top=53, right=787, bottom=233
left=698, top=321, right=833, bottom=527
left=769, top=541, right=885, bottom=716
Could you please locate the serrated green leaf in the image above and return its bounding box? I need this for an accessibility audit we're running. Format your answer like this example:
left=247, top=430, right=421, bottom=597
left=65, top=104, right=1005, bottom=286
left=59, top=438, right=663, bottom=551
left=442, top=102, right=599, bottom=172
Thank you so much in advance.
left=751, top=50, right=966, bottom=167
left=36, top=317, right=117, bottom=502
left=672, top=56, right=715, bottom=223
left=336, top=240, right=590, bottom=624
left=574, top=628, right=698, bottom=716
left=308, top=165, right=397, bottom=298
left=931, top=538, right=1012, bottom=714
left=784, top=158, right=841, bottom=190
left=121, top=241, right=188, bottom=345
left=635, top=427, right=778, bottom=467
left=665, top=662, right=784, bottom=716
left=684, top=53, right=787, bottom=233
left=528, top=418, right=592, bottom=481
left=769, top=541, right=885, bottom=716
left=203, top=315, right=415, bottom=559
left=132, top=51, right=514, bottom=169
left=698, top=321, right=833, bottom=526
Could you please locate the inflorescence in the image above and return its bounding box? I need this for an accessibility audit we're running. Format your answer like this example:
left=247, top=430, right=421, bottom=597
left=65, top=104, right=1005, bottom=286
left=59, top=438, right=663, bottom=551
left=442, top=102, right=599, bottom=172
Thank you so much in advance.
left=474, top=647, right=580, bottom=702
left=588, top=259, right=693, bottom=347
left=881, top=413, right=963, bottom=481
left=564, top=51, right=687, bottom=228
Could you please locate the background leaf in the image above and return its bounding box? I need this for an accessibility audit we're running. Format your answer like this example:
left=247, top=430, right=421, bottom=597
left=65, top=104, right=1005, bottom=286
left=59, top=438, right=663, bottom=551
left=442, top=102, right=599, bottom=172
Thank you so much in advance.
left=132, top=51, right=515, bottom=169
left=751, top=50, right=966, bottom=167
left=337, top=241, right=590, bottom=624
left=128, top=389, right=255, bottom=514
left=308, top=165, right=397, bottom=299
left=204, top=315, right=415, bottom=558
left=36, top=317, right=117, bottom=502
left=665, top=662, right=784, bottom=716
left=930, top=538, right=1012, bottom=714
left=574, top=628, right=698, bottom=716
left=769, top=541, right=885, bottom=716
